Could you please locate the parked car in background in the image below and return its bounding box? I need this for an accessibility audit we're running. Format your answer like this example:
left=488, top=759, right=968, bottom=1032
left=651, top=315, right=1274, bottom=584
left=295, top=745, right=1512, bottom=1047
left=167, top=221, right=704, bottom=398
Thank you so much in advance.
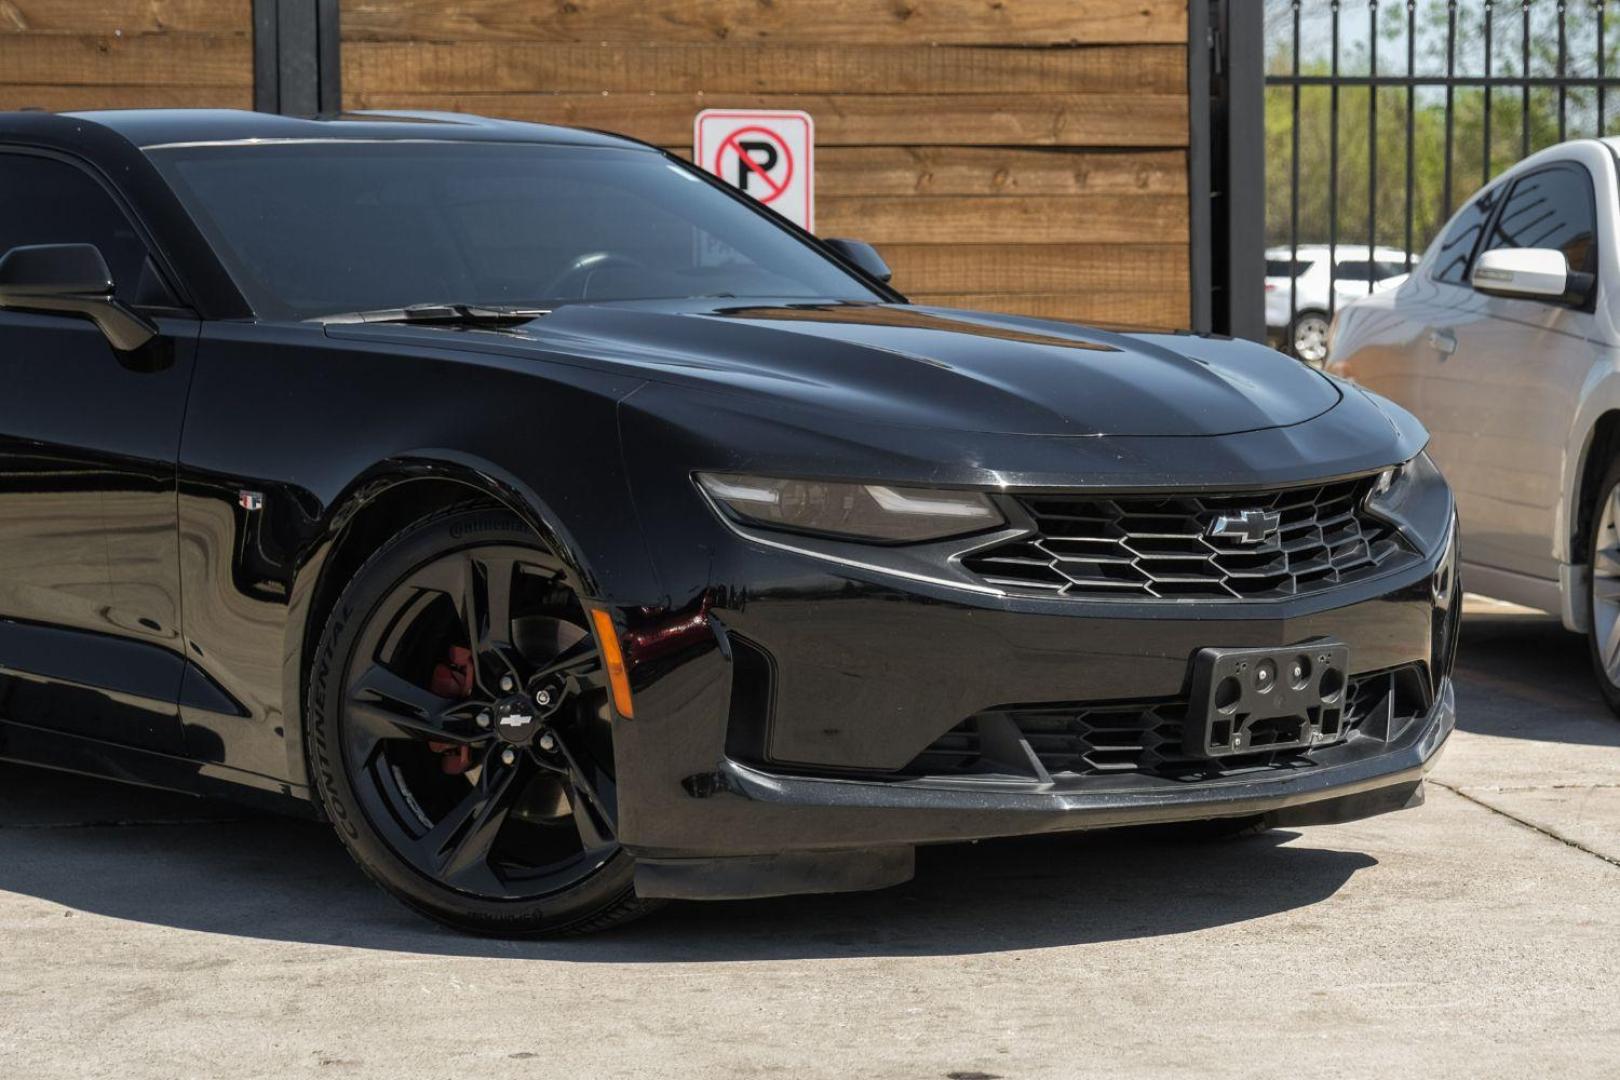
left=1326, top=138, right=1620, bottom=717
left=1267, top=244, right=1415, bottom=365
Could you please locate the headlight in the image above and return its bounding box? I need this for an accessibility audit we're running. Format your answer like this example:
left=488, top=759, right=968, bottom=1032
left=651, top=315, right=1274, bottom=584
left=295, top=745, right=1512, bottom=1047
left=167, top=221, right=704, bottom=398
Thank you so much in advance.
left=696, top=473, right=1003, bottom=543
left=1364, top=450, right=1446, bottom=542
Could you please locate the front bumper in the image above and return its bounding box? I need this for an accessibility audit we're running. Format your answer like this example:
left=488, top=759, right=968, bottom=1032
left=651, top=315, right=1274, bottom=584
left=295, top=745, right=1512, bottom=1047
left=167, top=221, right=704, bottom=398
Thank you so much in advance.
left=714, top=675, right=1452, bottom=838
left=631, top=678, right=1453, bottom=901
left=608, top=384, right=1454, bottom=899
left=610, top=513, right=1459, bottom=872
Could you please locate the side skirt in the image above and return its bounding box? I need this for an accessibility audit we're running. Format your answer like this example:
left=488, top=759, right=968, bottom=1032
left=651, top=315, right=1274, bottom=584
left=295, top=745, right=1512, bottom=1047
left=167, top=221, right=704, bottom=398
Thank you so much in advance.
left=1462, top=560, right=1564, bottom=620
left=0, top=718, right=317, bottom=818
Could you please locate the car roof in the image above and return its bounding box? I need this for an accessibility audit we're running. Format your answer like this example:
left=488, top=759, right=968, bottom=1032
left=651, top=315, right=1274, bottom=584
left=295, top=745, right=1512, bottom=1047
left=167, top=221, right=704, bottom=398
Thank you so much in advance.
left=47, top=108, right=650, bottom=151
left=1264, top=244, right=1414, bottom=262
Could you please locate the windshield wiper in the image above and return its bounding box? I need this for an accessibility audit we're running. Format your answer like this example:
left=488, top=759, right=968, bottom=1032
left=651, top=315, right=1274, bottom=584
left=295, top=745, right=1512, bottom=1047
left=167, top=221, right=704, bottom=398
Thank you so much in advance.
left=313, top=303, right=550, bottom=326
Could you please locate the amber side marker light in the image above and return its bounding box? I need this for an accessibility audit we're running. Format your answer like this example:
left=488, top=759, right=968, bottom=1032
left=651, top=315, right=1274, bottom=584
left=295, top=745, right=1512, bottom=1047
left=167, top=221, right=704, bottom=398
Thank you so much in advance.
left=589, top=608, right=635, bottom=719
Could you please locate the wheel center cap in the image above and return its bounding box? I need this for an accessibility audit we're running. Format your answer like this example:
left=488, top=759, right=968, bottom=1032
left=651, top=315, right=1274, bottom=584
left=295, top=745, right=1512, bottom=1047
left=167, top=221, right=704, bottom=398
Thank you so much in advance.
left=493, top=697, right=541, bottom=745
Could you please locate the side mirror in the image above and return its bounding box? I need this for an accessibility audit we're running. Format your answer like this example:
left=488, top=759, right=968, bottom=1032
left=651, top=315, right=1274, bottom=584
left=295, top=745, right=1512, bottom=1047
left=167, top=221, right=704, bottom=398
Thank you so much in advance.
left=1470, top=246, right=1593, bottom=306
left=0, top=243, right=158, bottom=351
left=824, top=237, right=893, bottom=284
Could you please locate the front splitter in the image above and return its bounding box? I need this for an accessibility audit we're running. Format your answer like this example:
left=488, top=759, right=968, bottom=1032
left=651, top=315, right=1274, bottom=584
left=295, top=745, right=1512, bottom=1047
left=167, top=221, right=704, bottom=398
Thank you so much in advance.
left=665, top=678, right=1455, bottom=853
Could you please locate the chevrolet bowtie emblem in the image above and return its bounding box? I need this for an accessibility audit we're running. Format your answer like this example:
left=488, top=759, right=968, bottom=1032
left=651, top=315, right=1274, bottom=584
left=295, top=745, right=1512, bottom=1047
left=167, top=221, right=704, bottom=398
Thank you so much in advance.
left=1208, top=508, right=1282, bottom=545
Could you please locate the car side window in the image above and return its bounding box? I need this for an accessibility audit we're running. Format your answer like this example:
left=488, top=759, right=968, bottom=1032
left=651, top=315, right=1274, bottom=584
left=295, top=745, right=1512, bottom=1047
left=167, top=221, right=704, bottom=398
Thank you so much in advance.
left=1266, top=258, right=1311, bottom=277
left=1432, top=192, right=1496, bottom=285
left=1480, top=164, right=1598, bottom=276
left=0, top=152, right=151, bottom=293
left=1337, top=260, right=1369, bottom=282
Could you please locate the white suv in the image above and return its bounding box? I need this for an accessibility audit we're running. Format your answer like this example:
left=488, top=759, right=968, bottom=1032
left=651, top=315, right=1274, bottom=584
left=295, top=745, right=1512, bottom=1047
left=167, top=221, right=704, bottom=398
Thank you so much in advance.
left=1266, top=244, right=1414, bottom=364
left=1327, top=138, right=1620, bottom=714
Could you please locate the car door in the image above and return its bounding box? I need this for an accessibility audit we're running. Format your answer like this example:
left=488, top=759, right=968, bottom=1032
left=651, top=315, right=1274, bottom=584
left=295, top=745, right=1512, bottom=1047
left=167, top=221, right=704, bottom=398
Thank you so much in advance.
left=1440, top=162, right=1599, bottom=582
left=0, top=149, right=197, bottom=753
left=1363, top=188, right=1500, bottom=526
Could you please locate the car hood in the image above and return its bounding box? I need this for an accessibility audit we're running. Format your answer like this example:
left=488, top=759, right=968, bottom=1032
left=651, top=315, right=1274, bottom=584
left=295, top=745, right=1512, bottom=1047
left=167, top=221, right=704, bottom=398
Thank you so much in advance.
left=324, top=299, right=1341, bottom=437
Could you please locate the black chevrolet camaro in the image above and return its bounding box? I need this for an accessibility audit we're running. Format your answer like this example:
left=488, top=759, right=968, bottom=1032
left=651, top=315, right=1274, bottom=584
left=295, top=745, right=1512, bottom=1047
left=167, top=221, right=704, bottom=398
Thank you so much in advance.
left=0, top=109, right=1459, bottom=935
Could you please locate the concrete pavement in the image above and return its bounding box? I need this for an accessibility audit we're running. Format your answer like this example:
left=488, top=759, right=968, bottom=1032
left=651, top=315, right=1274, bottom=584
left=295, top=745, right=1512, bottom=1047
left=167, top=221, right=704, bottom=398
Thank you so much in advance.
left=1, top=596, right=1616, bottom=1079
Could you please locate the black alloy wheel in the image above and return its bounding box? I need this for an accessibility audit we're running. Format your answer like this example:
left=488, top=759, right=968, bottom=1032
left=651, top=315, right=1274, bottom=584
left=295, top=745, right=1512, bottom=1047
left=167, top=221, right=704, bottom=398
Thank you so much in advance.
left=306, top=506, right=656, bottom=935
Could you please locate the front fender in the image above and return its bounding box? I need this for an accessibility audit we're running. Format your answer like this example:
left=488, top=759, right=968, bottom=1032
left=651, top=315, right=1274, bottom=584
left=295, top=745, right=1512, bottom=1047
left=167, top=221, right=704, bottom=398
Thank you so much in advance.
left=1558, top=351, right=1620, bottom=631
left=1555, top=139, right=1620, bottom=630
left=178, top=322, right=658, bottom=791
left=312, top=450, right=607, bottom=594
left=278, top=451, right=660, bottom=788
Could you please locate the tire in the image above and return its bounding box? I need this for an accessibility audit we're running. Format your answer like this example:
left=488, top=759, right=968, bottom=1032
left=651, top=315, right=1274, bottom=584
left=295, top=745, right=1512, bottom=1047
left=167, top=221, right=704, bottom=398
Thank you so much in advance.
left=1288, top=310, right=1332, bottom=367
left=305, top=505, right=659, bottom=935
left=1582, top=459, right=1620, bottom=720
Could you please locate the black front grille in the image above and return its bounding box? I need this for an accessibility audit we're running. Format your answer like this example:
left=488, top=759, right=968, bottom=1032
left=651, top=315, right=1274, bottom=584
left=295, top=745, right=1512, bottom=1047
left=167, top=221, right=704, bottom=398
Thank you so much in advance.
left=962, top=476, right=1414, bottom=600
left=901, top=665, right=1431, bottom=784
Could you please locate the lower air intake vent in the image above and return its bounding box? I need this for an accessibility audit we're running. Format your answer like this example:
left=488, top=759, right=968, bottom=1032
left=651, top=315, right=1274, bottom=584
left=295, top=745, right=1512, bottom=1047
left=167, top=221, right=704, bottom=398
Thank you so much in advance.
left=901, top=664, right=1431, bottom=783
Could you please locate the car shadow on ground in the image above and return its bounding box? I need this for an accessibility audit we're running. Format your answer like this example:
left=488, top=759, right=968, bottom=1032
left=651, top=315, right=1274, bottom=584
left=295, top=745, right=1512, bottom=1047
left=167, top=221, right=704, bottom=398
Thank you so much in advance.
left=0, top=763, right=1374, bottom=960
left=1453, top=602, right=1620, bottom=748
left=9, top=601, right=1600, bottom=962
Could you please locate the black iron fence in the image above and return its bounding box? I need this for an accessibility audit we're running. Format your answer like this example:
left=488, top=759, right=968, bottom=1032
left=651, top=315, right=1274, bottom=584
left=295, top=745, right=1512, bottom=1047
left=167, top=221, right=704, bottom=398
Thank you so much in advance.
left=1266, top=0, right=1620, bottom=358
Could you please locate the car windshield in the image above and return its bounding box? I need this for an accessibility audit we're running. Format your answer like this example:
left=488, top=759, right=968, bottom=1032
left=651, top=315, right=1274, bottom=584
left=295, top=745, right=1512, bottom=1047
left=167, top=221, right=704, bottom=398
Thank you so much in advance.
left=147, top=141, right=883, bottom=320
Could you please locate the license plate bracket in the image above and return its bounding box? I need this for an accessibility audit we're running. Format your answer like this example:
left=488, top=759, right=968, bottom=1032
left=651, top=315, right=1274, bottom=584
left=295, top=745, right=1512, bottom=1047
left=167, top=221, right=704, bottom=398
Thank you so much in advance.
left=1184, top=641, right=1350, bottom=759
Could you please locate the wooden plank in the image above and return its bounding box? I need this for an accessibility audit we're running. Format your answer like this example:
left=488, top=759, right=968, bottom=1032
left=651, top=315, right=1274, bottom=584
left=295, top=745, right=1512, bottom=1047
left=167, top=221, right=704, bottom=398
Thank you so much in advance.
left=814, top=147, right=1187, bottom=197
left=907, top=290, right=1189, bottom=330
left=817, top=194, right=1188, bottom=245
left=345, top=91, right=1189, bottom=148
left=0, top=32, right=251, bottom=87
left=344, top=41, right=1188, bottom=96
left=0, top=84, right=252, bottom=111
left=340, top=0, right=1187, bottom=46
left=658, top=147, right=1188, bottom=197
left=0, top=1, right=249, bottom=33
left=880, top=243, right=1188, bottom=295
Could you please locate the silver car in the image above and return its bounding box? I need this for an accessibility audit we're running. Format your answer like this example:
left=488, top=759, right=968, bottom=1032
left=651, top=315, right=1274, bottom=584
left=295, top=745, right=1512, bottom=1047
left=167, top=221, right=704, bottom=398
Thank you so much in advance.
left=1327, top=138, right=1620, bottom=715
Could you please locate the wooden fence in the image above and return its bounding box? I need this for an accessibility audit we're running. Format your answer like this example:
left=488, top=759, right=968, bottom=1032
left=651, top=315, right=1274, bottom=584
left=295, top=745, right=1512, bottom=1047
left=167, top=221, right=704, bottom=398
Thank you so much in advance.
left=0, top=1, right=252, bottom=112
left=0, top=0, right=1196, bottom=330
left=340, top=0, right=1192, bottom=330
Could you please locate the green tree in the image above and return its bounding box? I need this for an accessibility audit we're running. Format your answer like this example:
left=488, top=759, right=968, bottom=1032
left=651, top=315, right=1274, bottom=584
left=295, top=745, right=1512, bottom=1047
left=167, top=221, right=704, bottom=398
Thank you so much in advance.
left=1266, top=0, right=1620, bottom=252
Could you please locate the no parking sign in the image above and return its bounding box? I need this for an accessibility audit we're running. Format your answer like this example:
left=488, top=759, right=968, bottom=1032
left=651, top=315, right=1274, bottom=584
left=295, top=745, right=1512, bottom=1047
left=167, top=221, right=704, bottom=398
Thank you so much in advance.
left=694, top=109, right=815, bottom=231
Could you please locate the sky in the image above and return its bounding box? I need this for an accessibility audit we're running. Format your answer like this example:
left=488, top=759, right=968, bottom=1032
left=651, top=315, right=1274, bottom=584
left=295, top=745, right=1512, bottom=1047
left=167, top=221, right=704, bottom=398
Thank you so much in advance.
left=1265, top=0, right=1617, bottom=79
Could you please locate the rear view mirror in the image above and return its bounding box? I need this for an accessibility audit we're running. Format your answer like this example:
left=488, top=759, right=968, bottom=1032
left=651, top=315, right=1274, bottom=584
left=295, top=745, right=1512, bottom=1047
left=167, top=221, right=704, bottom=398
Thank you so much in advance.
left=0, top=243, right=157, bottom=351
left=1470, top=247, right=1593, bottom=306
left=824, top=238, right=893, bottom=284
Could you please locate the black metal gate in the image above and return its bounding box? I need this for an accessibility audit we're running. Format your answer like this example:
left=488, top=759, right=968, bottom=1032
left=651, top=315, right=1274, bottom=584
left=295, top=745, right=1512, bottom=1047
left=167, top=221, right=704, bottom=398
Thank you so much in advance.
left=1265, top=0, right=1620, bottom=358
left=252, top=0, right=341, bottom=116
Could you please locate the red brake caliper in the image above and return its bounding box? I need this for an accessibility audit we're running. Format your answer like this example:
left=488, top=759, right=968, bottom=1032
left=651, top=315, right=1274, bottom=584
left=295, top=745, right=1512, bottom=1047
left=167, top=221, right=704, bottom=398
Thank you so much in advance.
left=428, top=645, right=475, bottom=775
